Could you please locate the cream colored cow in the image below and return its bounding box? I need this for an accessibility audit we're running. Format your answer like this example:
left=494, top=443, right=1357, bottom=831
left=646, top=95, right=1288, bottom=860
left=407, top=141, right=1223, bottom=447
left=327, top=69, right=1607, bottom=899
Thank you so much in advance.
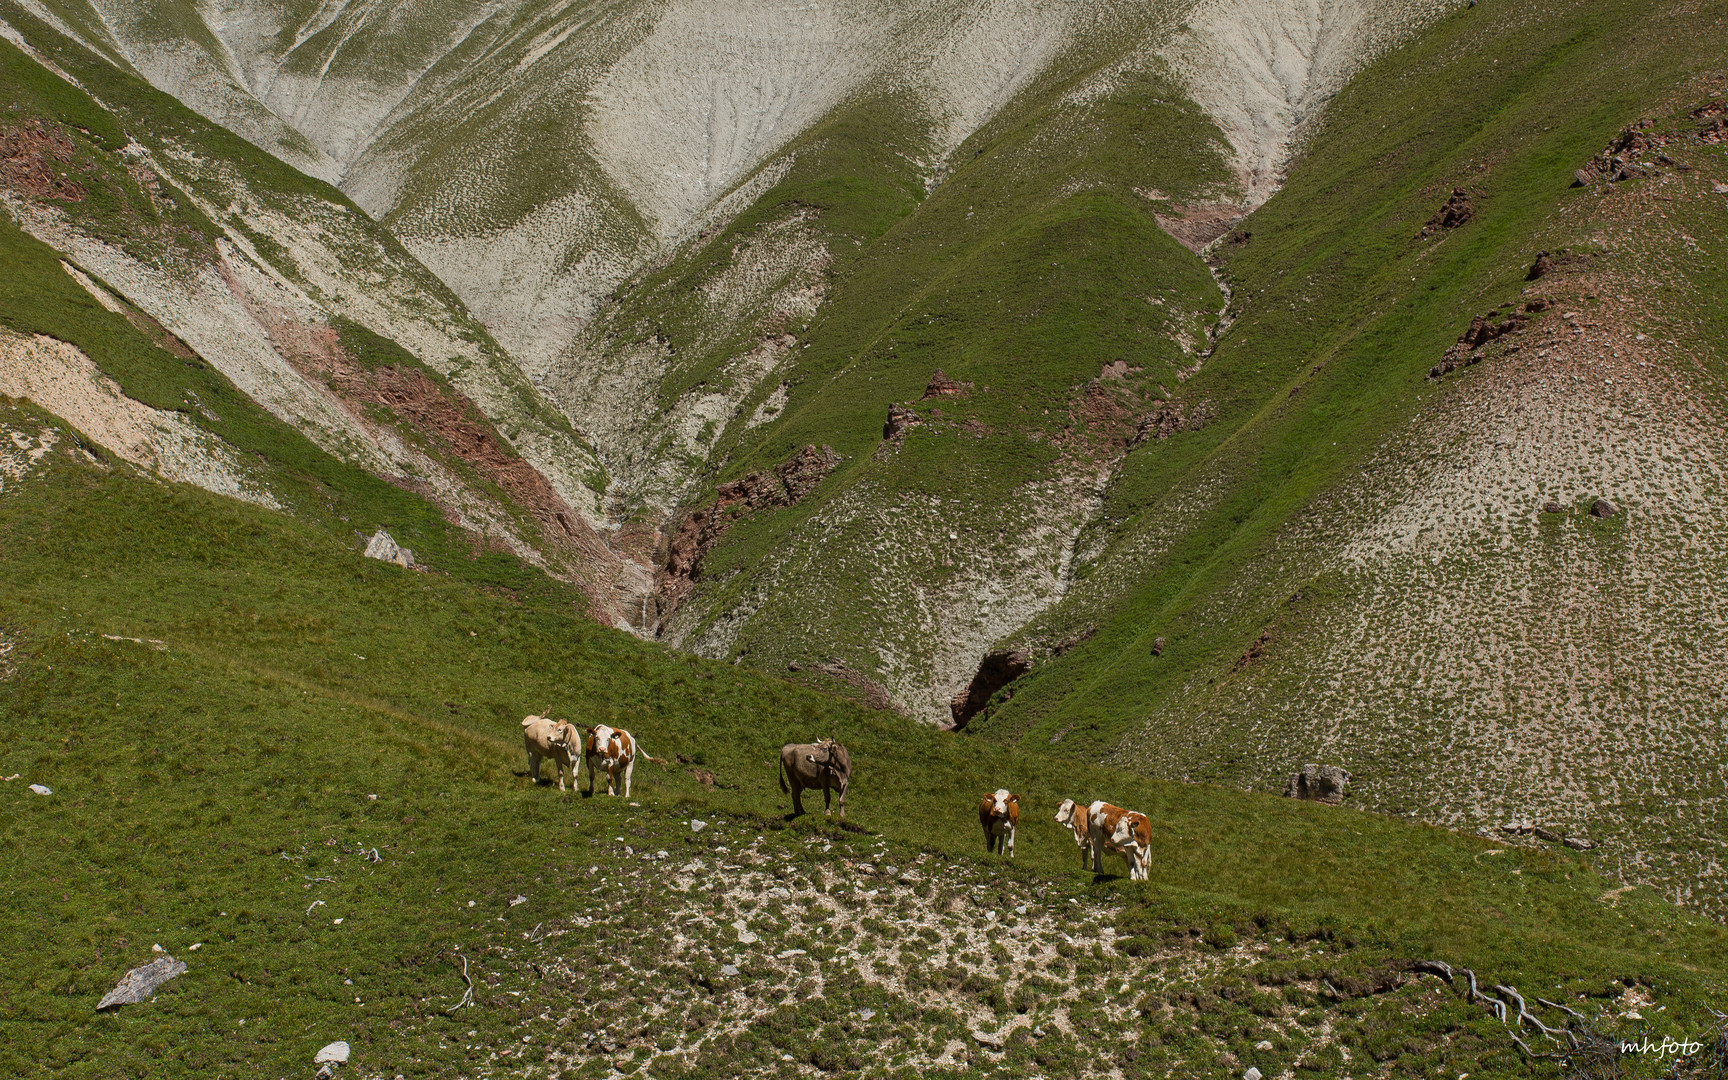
left=522, top=712, right=580, bottom=794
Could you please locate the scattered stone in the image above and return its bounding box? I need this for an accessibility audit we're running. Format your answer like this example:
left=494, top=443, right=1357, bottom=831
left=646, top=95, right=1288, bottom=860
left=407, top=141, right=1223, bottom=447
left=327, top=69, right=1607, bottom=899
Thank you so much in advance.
left=509, top=894, right=528, bottom=906
left=315, top=1066, right=335, bottom=1080
left=28, top=783, right=50, bottom=795
left=1543, top=501, right=1565, bottom=514
left=1533, top=826, right=1563, bottom=843
left=1564, top=836, right=1596, bottom=851
left=972, top=1030, right=1005, bottom=1049
left=1590, top=498, right=1619, bottom=518
left=363, top=529, right=414, bottom=569
left=1283, top=764, right=1351, bottom=805
left=921, top=369, right=973, bottom=399
left=151, top=943, right=163, bottom=953
left=690, top=819, right=707, bottom=832
left=776, top=948, right=806, bottom=959
left=97, top=956, right=188, bottom=1009
left=1151, top=636, right=1166, bottom=657
left=1713, top=181, right=1728, bottom=194
left=857, top=1008, right=875, bottom=1021
left=1501, top=821, right=1534, bottom=835
left=882, top=404, right=921, bottom=439
left=314, top=1041, right=351, bottom=1065
left=1526, top=251, right=1555, bottom=280
left=719, top=964, right=739, bottom=977
left=1254, top=1040, right=1274, bottom=1051
left=1420, top=188, right=1474, bottom=236
left=1245, top=1068, right=1264, bottom=1080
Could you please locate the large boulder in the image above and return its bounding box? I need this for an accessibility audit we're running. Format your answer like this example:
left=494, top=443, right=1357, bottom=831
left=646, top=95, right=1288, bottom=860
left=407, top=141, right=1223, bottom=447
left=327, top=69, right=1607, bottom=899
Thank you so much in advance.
left=1283, top=764, right=1352, bottom=805
left=97, top=956, right=187, bottom=1009
left=363, top=529, right=414, bottom=568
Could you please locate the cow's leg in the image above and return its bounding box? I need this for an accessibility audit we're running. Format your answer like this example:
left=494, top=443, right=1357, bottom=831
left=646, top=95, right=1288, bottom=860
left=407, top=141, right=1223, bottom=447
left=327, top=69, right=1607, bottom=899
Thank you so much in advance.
left=586, top=755, right=597, bottom=797
left=1090, top=833, right=1103, bottom=874
left=789, top=782, right=804, bottom=817
left=527, top=750, right=541, bottom=784
left=622, top=758, right=634, bottom=798
left=1006, top=824, right=1015, bottom=859
left=823, top=783, right=832, bottom=818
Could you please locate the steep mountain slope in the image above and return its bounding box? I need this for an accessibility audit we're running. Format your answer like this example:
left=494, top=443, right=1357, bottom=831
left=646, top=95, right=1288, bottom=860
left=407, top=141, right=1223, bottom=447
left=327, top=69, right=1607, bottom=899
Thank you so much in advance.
left=0, top=16, right=651, bottom=623
left=969, top=0, right=1728, bottom=920
left=3, top=0, right=1464, bottom=707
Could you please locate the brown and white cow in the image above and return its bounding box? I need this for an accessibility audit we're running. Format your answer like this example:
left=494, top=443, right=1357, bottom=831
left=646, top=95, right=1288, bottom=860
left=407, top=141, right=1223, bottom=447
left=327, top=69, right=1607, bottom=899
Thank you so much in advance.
left=521, top=711, right=579, bottom=794
left=1054, top=798, right=1093, bottom=868
left=1085, top=800, right=1151, bottom=878
left=581, top=724, right=645, bottom=797
left=1108, top=809, right=1153, bottom=881
left=979, top=789, right=1020, bottom=857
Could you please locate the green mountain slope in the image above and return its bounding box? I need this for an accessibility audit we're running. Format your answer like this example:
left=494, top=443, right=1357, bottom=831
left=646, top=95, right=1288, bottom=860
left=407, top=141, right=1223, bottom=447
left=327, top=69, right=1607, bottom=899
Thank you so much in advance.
left=2, top=402, right=1725, bottom=1077
left=970, top=0, right=1728, bottom=921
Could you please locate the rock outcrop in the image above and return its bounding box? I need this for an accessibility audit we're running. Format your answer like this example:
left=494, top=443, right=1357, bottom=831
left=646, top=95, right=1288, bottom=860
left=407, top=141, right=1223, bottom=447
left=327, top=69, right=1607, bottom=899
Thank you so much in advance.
left=660, top=446, right=840, bottom=617
left=1283, top=764, right=1351, bottom=805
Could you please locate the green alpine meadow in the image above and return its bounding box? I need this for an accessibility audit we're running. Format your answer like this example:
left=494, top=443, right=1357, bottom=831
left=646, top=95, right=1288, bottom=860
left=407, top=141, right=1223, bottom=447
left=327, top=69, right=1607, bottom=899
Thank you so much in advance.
left=1, top=0, right=1724, bottom=1076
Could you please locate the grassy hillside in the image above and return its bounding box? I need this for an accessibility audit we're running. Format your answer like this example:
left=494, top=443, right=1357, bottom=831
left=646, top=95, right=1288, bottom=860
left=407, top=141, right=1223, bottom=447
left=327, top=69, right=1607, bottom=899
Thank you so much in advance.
left=970, top=0, right=1728, bottom=920
left=1, top=409, right=1725, bottom=1076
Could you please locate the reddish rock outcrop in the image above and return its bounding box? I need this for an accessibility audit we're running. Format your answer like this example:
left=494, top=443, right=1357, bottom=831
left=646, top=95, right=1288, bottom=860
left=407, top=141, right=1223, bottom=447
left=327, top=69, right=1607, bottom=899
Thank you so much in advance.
left=1419, top=188, right=1473, bottom=236
left=1, top=122, right=85, bottom=202
left=921, top=370, right=972, bottom=399
left=949, top=648, right=1031, bottom=730
left=660, top=445, right=841, bottom=615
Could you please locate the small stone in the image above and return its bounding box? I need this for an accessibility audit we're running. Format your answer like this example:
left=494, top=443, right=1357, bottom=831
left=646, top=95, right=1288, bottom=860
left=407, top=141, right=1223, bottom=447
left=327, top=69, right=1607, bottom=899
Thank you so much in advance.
left=1712, top=181, right=1728, bottom=194
left=509, top=895, right=528, bottom=906
left=1573, top=168, right=1594, bottom=187
left=616, top=1056, right=633, bottom=1069
left=151, top=944, right=164, bottom=953
left=1590, top=497, right=1619, bottom=518
left=857, top=1008, right=875, bottom=1021
left=28, top=784, right=51, bottom=795
left=1255, top=1040, right=1274, bottom=1050
left=1245, top=1069, right=1264, bottom=1080
left=1014, top=904, right=1028, bottom=915
left=314, top=1041, right=351, bottom=1065
left=1564, top=836, right=1596, bottom=851
left=720, top=964, right=738, bottom=977
left=690, top=819, right=707, bottom=832
left=972, top=1030, right=1004, bottom=1049
left=777, top=948, right=806, bottom=958
left=1533, top=826, right=1563, bottom=843
left=1542, top=501, right=1564, bottom=513
left=1151, top=636, right=1166, bottom=656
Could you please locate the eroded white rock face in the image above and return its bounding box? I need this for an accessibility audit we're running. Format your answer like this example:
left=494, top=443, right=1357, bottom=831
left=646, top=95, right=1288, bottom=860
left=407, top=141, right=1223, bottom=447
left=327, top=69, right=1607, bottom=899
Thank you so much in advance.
left=1168, top=0, right=1459, bottom=207
left=18, top=0, right=1458, bottom=399
left=0, top=327, right=280, bottom=508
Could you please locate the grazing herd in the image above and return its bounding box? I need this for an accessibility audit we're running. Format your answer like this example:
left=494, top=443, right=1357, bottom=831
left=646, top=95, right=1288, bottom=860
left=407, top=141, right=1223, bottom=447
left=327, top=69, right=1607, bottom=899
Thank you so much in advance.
left=521, top=717, right=1154, bottom=878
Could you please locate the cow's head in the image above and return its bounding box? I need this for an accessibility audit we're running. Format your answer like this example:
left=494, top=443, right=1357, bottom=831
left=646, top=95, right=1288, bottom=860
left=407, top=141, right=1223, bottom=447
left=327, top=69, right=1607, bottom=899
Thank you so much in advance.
left=986, top=789, right=1013, bottom=819
left=806, top=738, right=836, bottom=768
left=1111, top=812, right=1147, bottom=850
left=1055, top=798, right=1077, bottom=826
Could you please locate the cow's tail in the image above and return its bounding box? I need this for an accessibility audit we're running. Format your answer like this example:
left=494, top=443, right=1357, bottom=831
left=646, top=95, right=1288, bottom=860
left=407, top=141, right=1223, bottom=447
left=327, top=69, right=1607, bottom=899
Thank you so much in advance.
left=778, top=753, right=789, bottom=794
left=636, top=739, right=668, bottom=766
